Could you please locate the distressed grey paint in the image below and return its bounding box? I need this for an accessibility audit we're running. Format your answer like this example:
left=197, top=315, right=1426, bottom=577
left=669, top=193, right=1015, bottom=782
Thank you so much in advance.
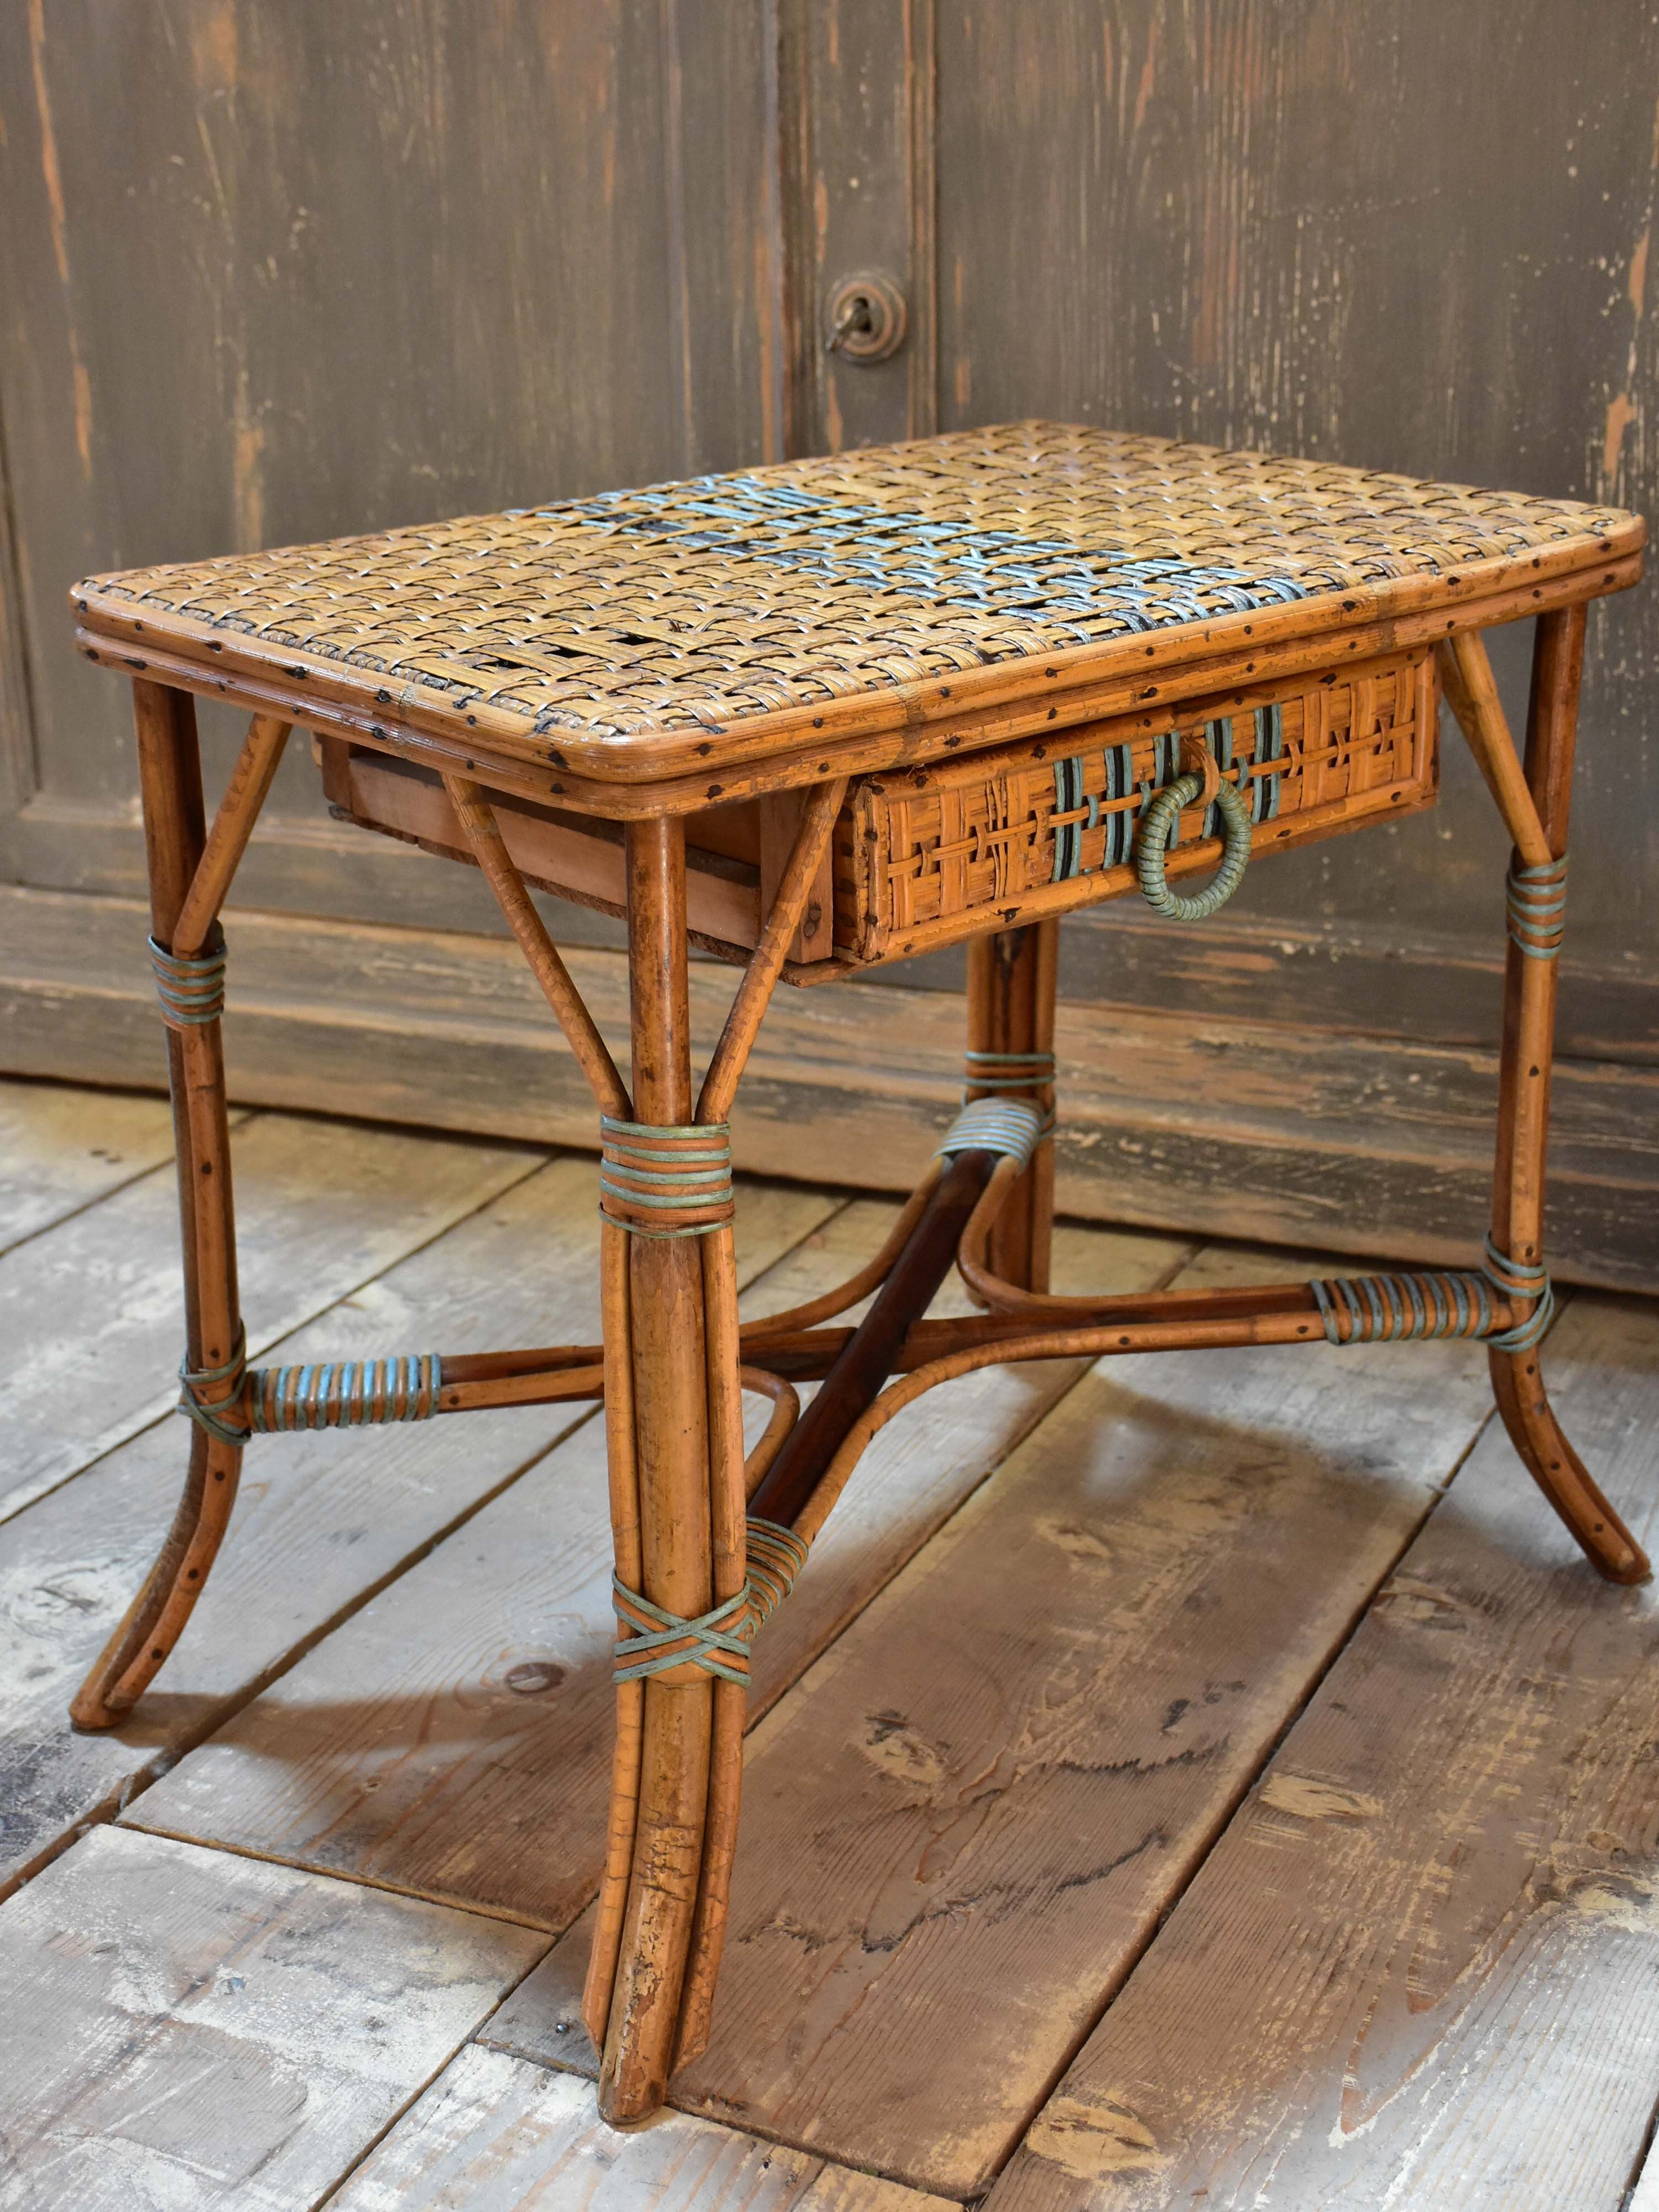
left=0, top=0, right=774, bottom=927
left=934, top=1, right=1659, bottom=978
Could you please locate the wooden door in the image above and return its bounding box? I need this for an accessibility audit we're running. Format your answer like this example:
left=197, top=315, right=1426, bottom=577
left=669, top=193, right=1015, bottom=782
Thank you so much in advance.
left=0, top=0, right=776, bottom=938
left=3, top=1, right=1657, bottom=1288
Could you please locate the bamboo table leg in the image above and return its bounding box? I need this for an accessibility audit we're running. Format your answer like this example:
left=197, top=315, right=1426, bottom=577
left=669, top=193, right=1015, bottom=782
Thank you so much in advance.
left=1486, top=608, right=1647, bottom=1583
left=598, top=817, right=721, bottom=2121
left=965, top=921, right=1058, bottom=1293
left=71, top=682, right=251, bottom=1728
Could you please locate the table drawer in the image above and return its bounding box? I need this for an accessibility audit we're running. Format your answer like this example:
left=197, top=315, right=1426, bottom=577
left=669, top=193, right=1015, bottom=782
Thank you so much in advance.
left=831, top=646, right=1439, bottom=964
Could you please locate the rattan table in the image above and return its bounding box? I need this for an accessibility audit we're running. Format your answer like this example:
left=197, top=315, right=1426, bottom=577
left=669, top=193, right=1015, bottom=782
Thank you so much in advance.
left=68, top=424, right=1646, bottom=2121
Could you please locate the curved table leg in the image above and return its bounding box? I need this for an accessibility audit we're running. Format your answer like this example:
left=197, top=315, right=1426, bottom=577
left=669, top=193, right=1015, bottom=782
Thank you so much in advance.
left=592, top=817, right=722, bottom=2122
left=1490, top=1349, right=1644, bottom=1580
left=966, top=921, right=1058, bottom=1293
left=580, top=785, right=846, bottom=2114
left=1485, top=608, right=1647, bottom=1583
left=71, top=682, right=249, bottom=1728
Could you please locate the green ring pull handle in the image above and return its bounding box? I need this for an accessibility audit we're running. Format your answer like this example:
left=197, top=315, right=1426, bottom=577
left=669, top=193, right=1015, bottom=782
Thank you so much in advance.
left=1134, top=772, right=1253, bottom=921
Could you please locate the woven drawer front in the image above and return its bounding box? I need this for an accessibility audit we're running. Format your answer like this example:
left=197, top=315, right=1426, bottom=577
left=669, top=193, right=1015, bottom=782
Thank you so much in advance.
left=833, top=647, right=1437, bottom=962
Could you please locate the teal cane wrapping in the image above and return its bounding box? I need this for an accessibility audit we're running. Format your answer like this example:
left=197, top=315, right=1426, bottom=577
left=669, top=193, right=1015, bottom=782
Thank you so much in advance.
left=963, top=1048, right=1056, bottom=1097
left=249, top=1354, right=444, bottom=1430
left=611, top=1583, right=754, bottom=1686
left=935, top=1096, right=1049, bottom=1172
left=1309, top=1272, right=1493, bottom=1345
left=612, top=1516, right=810, bottom=1685
left=177, top=1334, right=444, bottom=1441
left=175, top=1325, right=251, bottom=1445
left=1308, top=1241, right=1554, bottom=1353
left=149, top=932, right=227, bottom=1028
left=1479, top=1235, right=1556, bottom=1353
left=1505, top=854, right=1568, bottom=961
left=598, top=1117, right=734, bottom=1239
left=1134, top=771, right=1253, bottom=921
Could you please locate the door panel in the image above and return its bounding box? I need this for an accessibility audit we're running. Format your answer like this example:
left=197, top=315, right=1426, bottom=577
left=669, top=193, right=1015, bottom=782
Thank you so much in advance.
left=777, top=0, right=938, bottom=455
left=935, top=0, right=1659, bottom=976
left=0, top=0, right=774, bottom=940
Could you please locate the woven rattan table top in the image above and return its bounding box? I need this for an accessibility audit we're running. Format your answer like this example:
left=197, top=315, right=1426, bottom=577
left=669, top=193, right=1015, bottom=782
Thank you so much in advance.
left=75, top=423, right=1641, bottom=792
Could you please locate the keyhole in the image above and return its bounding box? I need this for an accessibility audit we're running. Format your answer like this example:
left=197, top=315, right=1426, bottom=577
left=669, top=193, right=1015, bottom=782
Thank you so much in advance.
left=822, top=272, right=908, bottom=364
left=827, top=293, right=876, bottom=353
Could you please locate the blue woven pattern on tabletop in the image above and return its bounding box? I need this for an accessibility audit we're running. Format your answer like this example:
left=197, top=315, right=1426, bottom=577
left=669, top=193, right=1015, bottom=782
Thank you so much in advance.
left=554, top=474, right=1311, bottom=641
left=77, top=424, right=1641, bottom=743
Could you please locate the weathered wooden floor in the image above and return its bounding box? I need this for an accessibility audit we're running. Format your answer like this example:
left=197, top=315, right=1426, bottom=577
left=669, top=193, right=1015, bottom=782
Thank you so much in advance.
left=1, top=1073, right=1656, bottom=2211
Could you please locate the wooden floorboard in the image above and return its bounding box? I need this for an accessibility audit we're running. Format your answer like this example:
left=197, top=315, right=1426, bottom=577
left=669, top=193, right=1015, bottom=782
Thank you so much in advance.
left=4, top=1083, right=1657, bottom=2210
left=0, top=1104, right=540, bottom=1524
left=0, top=1163, right=836, bottom=1900
left=322, top=2047, right=954, bottom=2211
left=486, top=1244, right=1504, bottom=2199
left=987, top=1292, right=1659, bottom=2212
left=0, top=1079, right=179, bottom=1256
left=120, top=1212, right=1190, bottom=1928
left=0, top=1823, right=541, bottom=2211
